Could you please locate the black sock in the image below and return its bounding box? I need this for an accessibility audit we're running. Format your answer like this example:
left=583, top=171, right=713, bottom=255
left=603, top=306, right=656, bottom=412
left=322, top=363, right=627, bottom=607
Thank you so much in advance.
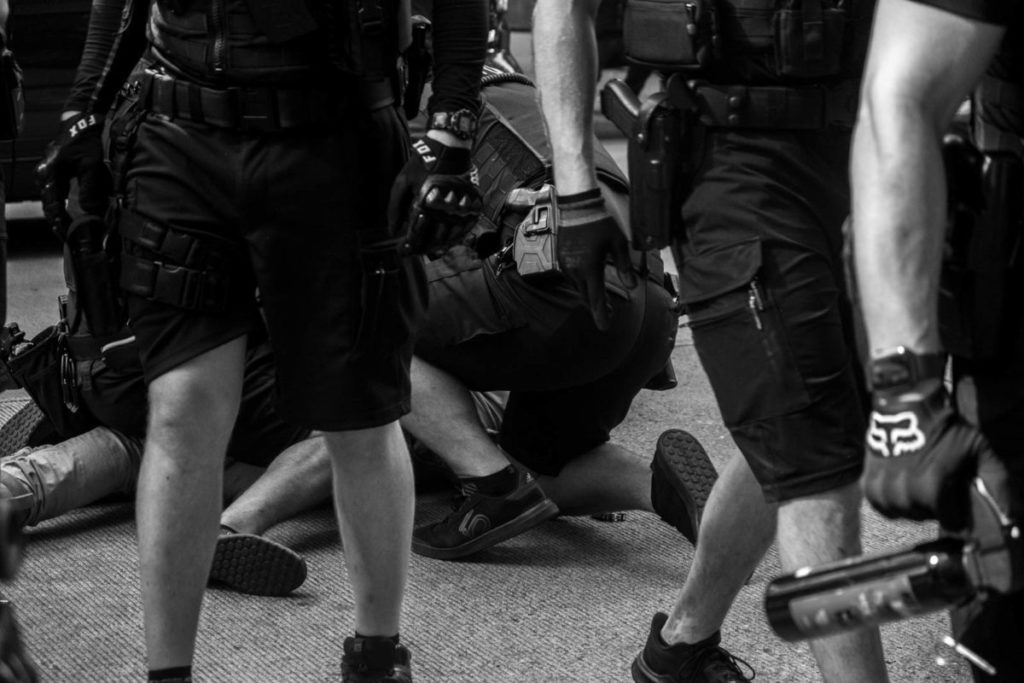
left=148, top=666, right=192, bottom=682
left=355, top=632, right=400, bottom=644
left=460, top=466, right=518, bottom=495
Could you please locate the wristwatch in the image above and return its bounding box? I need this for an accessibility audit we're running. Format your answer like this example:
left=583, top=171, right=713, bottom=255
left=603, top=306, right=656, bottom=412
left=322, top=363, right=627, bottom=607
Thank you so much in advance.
left=869, top=346, right=947, bottom=390
left=428, top=109, right=478, bottom=141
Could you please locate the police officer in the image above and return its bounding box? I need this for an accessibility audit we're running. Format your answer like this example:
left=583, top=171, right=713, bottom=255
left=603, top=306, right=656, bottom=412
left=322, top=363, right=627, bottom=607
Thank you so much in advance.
left=36, top=0, right=488, bottom=681
left=532, top=0, right=889, bottom=681
left=852, top=1, right=1023, bottom=680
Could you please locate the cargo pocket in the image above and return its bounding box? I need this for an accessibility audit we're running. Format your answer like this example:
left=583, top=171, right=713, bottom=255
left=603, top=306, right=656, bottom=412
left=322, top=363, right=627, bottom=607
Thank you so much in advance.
left=353, top=241, right=427, bottom=354
left=687, top=269, right=810, bottom=427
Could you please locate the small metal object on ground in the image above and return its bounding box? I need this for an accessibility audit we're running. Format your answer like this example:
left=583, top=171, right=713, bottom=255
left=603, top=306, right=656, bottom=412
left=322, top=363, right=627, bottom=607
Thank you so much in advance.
left=591, top=512, right=627, bottom=522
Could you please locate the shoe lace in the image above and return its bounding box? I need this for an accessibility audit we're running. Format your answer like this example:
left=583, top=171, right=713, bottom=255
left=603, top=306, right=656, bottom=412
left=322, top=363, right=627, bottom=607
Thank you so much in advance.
left=679, top=644, right=756, bottom=682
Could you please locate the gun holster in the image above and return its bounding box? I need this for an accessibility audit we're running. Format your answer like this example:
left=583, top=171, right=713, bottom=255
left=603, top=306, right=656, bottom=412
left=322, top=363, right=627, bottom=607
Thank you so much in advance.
left=66, top=214, right=124, bottom=339
left=603, top=74, right=698, bottom=252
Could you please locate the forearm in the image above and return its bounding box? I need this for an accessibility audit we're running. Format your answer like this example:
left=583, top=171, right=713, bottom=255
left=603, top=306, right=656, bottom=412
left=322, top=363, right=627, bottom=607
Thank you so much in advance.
left=426, top=0, right=487, bottom=116
left=63, top=0, right=148, bottom=117
left=851, top=97, right=947, bottom=357
left=533, top=0, right=601, bottom=194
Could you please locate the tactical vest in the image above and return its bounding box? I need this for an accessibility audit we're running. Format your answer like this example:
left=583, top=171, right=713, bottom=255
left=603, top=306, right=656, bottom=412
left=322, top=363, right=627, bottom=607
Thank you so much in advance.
left=471, top=73, right=629, bottom=255
left=622, top=0, right=874, bottom=85
left=147, top=0, right=411, bottom=86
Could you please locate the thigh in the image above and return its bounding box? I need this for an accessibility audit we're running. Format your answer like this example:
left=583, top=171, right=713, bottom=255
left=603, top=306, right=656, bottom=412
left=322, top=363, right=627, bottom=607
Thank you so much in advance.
left=120, top=116, right=261, bottom=382
left=248, top=105, right=424, bottom=432
left=687, top=208, right=865, bottom=503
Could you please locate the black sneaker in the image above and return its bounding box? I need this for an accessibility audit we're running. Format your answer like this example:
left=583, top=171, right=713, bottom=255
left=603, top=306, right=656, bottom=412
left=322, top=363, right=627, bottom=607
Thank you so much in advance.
left=651, top=429, right=717, bottom=546
left=341, top=636, right=412, bottom=683
left=632, top=613, right=754, bottom=682
left=412, top=468, right=559, bottom=560
left=208, top=529, right=307, bottom=596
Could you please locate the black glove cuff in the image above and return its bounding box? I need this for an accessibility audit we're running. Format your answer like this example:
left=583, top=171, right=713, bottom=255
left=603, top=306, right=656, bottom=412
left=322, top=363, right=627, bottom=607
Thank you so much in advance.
left=556, top=187, right=603, bottom=205
left=414, top=136, right=471, bottom=174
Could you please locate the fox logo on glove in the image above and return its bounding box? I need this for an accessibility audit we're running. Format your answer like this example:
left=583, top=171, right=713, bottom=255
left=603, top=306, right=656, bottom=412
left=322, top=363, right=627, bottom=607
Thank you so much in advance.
left=866, top=411, right=926, bottom=457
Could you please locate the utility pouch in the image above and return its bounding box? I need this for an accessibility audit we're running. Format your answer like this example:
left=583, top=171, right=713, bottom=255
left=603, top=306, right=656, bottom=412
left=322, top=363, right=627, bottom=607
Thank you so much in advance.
left=772, top=0, right=846, bottom=79
left=510, top=185, right=560, bottom=281
left=623, top=0, right=719, bottom=71
left=0, top=45, right=24, bottom=140
left=939, top=136, right=1024, bottom=361
left=354, top=237, right=423, bottom=352
left=6, top=310, right=96, bottom=439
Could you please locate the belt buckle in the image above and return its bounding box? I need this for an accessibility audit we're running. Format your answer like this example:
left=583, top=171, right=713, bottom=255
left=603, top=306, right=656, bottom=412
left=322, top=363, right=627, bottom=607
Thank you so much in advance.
left=236, top=87, right=278, bottom=132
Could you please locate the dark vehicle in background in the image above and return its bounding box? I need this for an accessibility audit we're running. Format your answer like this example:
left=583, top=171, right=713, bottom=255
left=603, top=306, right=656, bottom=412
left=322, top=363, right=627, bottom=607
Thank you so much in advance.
left=2, top=0, right=89, bottom=204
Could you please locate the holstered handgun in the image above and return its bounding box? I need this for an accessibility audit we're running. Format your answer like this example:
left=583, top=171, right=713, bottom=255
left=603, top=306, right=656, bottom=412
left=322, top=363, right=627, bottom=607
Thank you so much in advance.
left=600, top=75, right=697, bottom=251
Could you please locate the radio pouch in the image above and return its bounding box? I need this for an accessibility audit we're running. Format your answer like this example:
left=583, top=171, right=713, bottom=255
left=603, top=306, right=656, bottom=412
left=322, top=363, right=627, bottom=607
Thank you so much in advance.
left=511, top=185, right=560, bottom=281
left=622, top=0, right=719, bottom=71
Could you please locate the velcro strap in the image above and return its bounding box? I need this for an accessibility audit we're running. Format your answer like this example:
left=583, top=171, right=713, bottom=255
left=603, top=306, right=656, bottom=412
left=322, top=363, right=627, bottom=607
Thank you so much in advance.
left=120, top=252, right=228, bottom=312
left=138, top=69, right=346, bottom=131
left=694, top=81, right=859, bottom=130
left=118, top=211, right=227, bottom=271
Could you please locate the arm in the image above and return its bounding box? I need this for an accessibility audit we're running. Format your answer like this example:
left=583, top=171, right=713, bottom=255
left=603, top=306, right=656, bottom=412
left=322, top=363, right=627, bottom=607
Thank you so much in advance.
left=532, top=0, right=632, bottom=329
left=851, top=0, right=1004, bottom=359
left=425, top=0, right=487, bottom=150
left=62, top=0, right=149, bottom=119
left=533, top=0, right=602, bottom=194
left=851, top=0, right=1009, bottom=529
left=387, top=0, right=488, bottom=253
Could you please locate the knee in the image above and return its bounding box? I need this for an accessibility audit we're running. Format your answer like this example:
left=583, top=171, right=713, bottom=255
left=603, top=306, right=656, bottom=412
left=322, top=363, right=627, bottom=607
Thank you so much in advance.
left=146, top=378, right=241, bottom=445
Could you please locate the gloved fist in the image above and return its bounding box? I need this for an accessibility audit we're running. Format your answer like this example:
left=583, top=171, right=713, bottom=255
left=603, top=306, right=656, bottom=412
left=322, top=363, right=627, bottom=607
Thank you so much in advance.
left=35, top=112, right=112, bottom=238
left=863, top=377, right=995, bottom=531
left=554, top=188, right=633, bottom=330
left=388, top=135, right=482, bottom=255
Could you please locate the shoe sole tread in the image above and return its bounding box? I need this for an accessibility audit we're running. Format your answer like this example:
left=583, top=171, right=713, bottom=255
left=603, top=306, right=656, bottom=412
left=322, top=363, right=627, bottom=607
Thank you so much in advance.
left=209, top=533, right=307, bottom=596
left=652, top=429, right=718, bottom=543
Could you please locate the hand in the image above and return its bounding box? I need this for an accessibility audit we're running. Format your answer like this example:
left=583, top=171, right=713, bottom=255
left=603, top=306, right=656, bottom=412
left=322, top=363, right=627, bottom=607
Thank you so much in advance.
left=388, top=135, right=482, bottom=255
left=863, top=379, right=998, bottom=531
left=35, top=112, right=112, bottom=238
left=554, top=188, right=633, bottom=330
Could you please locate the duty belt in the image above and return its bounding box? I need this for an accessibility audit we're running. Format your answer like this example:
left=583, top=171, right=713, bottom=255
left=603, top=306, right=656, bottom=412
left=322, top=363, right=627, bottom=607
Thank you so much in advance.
left=691, top=81, right=860, bottom=130
left=136, top=69, right=395, bottom=131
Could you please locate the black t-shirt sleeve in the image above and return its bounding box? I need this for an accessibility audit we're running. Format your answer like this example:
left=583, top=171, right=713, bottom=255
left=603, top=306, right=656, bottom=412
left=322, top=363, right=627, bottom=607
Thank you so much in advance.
left=908, top=0, right=1013, bottom=24
left=426, top=0, right=487, bottom=115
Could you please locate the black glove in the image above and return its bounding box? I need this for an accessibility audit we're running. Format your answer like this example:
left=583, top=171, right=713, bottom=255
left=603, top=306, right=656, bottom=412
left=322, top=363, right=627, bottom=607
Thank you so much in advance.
left=863, top=378, right=1008, bottom=531
left=554, top=188, right=634, bottom=331
left=36, top=112, right=112, bottom=239
left=388, top=136, right=483, bottom=255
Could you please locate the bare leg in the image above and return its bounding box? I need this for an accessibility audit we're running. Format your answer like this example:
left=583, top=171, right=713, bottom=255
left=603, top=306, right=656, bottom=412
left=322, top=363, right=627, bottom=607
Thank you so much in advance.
left=136, top=338, right=246, bottom=669
left=534, top=443, right=651, bottom=516
left=776, top=483, right=890, bottom=683
left=327, top=422, right=413, bottom=636
left=219, top=434, right=332, bottom=536
left=661, top=454, right=777, bottom=644
left=401, top=358, right=507, bottom=477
